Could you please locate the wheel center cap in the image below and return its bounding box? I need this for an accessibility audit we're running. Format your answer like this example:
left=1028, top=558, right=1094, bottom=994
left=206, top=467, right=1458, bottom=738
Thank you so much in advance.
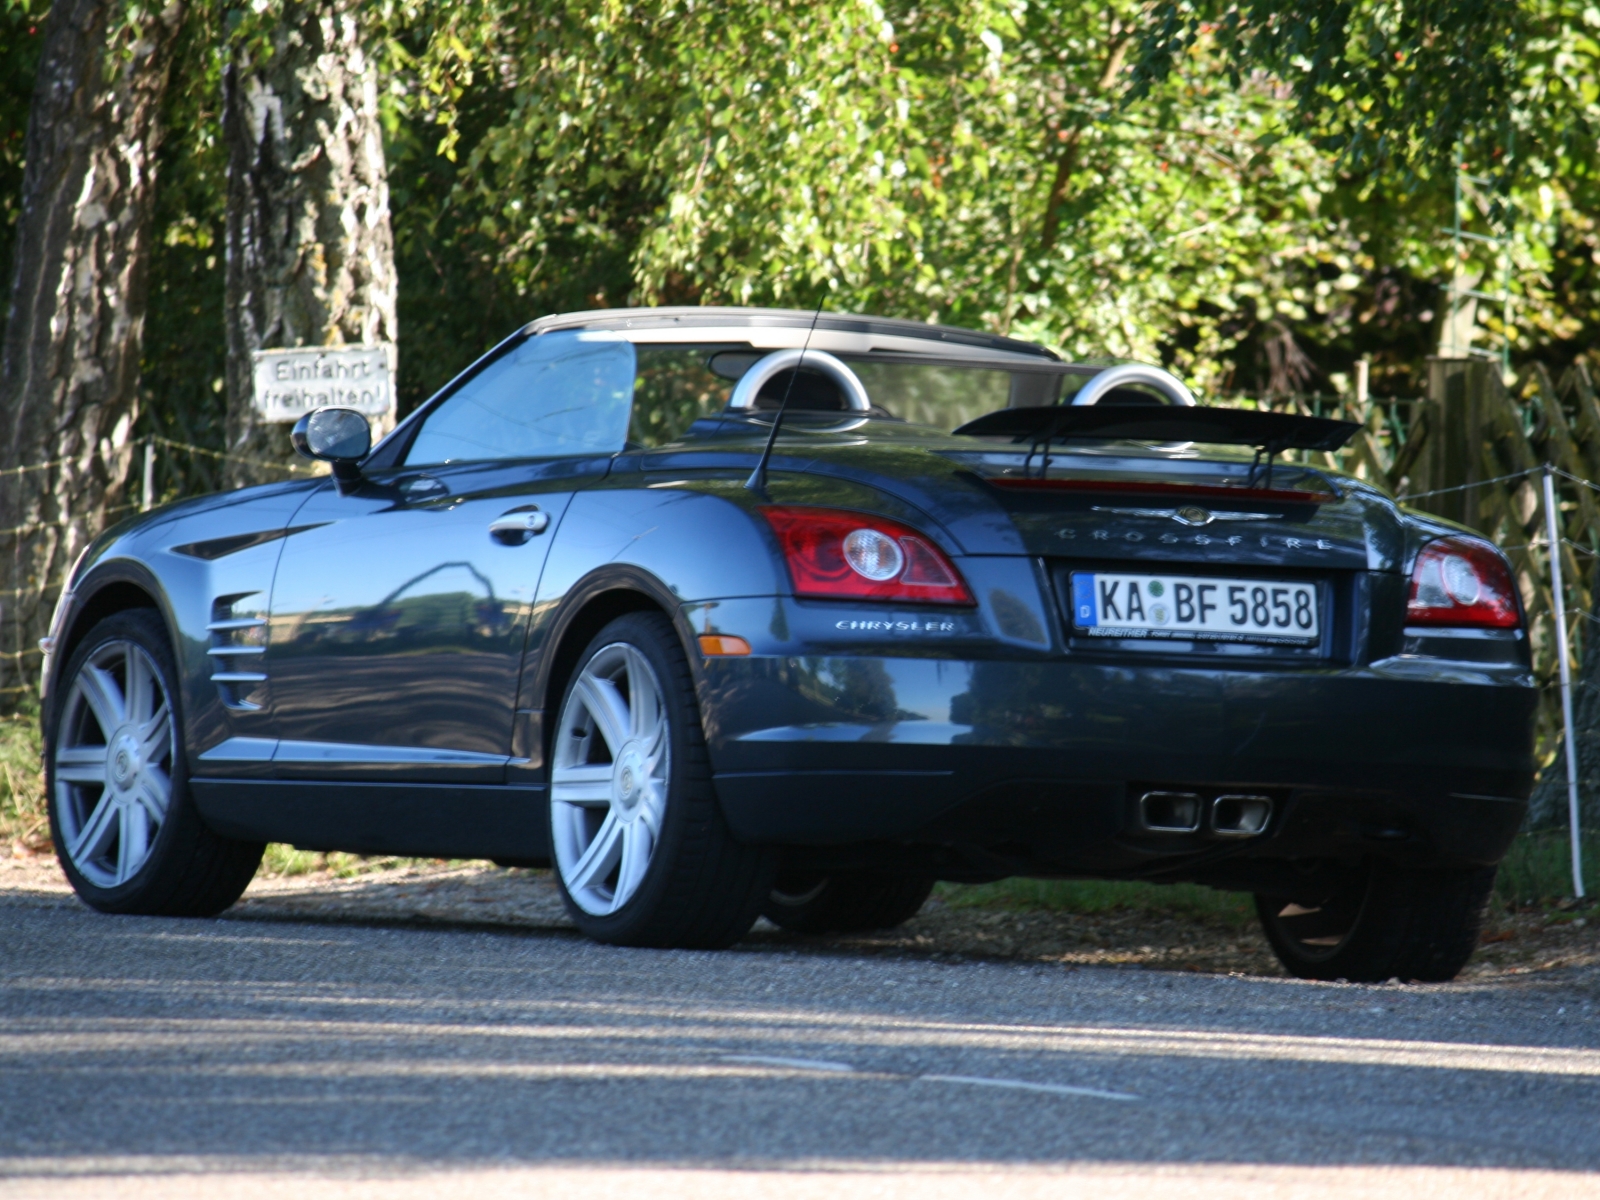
left=612, top=744, right=648, bottom=813
left=109, top=729, right=140, bottom=790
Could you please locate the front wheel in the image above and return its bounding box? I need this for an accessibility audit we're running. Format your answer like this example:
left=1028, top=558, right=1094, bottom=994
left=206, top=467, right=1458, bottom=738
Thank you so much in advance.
left=1256, top=860, right=1496, bottom=982
left=47, top=609, right=264, bottom=916
left=549, top=612, right=773, bottom=948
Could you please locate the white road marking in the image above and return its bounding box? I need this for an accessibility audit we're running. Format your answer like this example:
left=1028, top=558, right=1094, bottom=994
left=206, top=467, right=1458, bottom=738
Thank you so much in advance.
left=720, top=1054, right=858, bottom=1073
left=919, top=1073, right=1139, bottom=1101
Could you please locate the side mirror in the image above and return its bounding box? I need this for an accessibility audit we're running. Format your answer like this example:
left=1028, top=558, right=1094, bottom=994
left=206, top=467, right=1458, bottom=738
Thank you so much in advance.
left=291, top=407, right=371, bottom=485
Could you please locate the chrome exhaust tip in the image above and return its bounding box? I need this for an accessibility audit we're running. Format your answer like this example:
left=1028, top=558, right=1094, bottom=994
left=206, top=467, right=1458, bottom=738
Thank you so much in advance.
left=1139, top=791, right=1201, bottom=833
left=1211, top=794, right=1272, bottom=837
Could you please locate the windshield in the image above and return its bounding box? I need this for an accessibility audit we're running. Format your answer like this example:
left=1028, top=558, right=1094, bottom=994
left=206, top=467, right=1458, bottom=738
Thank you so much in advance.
left=627, top=343, right=1079, bottom=446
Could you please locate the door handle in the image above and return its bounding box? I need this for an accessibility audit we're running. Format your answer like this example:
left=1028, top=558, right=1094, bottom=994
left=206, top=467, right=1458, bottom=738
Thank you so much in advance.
left=489, top=509, right=550, bottom=543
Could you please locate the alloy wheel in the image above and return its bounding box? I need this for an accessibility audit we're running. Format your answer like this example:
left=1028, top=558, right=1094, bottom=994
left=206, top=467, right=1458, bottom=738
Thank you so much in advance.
left=550, top=642, right=670, bottom=916
left=54, top=639, right=176, bottom=889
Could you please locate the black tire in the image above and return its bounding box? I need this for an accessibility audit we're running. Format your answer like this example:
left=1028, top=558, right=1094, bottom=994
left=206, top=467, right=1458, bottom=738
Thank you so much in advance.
left=46, top=609, right=265, bottom=916
left=763, top=871, right=935, bottom=934
left=1255, top=859, right=1497, bottom=982
left=548, top=611, right=774, bottom=949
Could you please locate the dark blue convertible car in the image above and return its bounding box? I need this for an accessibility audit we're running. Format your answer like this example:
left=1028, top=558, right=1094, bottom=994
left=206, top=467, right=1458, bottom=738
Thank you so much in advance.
left=40, top=308, right=1536, bottom=980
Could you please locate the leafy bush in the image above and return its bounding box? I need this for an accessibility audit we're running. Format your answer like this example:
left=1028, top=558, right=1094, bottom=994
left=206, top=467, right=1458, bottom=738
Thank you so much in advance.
left=0, top=710, right=45, bottom=852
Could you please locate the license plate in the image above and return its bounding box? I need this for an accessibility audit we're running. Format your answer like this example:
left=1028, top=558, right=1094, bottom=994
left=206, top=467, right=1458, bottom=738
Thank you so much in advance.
left=1070, top=572, right=1320, bottom=644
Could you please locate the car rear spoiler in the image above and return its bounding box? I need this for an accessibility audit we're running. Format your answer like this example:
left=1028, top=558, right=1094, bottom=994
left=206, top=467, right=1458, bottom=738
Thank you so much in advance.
left=952, top=404, right=1360, bottom=455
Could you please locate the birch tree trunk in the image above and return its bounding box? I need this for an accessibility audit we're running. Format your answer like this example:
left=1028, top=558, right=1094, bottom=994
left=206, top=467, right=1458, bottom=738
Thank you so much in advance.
left=0, top=0, right=186, bottom=707
left=223, top=1, right=397, bottom=487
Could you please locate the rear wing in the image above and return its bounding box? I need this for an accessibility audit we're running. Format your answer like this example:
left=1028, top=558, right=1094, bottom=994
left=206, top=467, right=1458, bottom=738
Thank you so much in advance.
left=952, top=404, right=1359, bottom=456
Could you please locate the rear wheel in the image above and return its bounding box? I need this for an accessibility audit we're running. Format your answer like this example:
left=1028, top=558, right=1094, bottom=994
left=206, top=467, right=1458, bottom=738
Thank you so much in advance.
left=549, top=612, right=773, bottom=948
left=47, top=610, right=264, bottom=916
left=763, top=871, right=935, bottom=934
left=1255, top=859, right=1496, bottom=982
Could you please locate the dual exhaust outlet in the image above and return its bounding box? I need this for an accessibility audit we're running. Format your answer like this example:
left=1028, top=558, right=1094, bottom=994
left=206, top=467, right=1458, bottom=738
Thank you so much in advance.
left=1138, top=790, right=1272, bottom=838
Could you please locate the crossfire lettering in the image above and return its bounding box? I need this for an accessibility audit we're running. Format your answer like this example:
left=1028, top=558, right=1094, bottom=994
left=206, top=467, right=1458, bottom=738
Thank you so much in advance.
left=1057, top=528, right=1337, bottom=550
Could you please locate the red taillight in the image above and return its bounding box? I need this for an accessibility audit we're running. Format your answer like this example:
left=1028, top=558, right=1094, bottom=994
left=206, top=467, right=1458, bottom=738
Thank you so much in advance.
left=760, top=507, right=974, bottom=605
left=1406, top=536, right=1520, bottom=629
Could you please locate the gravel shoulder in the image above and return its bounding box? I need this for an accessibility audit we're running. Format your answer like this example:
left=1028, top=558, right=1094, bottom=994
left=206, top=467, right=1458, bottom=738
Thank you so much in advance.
left=5, top=850, right=1594, bottom=979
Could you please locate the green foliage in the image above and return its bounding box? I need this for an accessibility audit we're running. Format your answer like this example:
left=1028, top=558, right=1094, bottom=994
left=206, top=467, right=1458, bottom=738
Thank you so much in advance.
left=414, top=0, right=1384, bottom=391
left=0, top=4, right=44, bottom=312
left=1, top=0, right=1597, bottom=470
left=385, top=34, right=548, bottom=414
left=1134, top=2, right=1520, bottom=183
left=1133, top=2, right=1599, bottom=188
left=394, top=0, right=1596, bottom=397
left=1132, top=1, right=1600, bottom=380
left=136, top=9, right=229, bottom=500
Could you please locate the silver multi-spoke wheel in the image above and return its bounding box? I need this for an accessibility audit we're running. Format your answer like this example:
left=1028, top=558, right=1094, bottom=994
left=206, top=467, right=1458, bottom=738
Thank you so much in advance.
left=551, top=641, right=670, bottom=916
left=54, top=639, right=175, bottom=889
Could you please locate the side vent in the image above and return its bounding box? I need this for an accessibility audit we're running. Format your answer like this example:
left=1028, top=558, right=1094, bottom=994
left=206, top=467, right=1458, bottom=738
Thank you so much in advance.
left=208, top=593, right=268, bottom=711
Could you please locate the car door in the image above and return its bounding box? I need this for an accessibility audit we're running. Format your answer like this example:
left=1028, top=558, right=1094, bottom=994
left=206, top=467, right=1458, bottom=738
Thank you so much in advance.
left=264, top=330, right=637, bottom=783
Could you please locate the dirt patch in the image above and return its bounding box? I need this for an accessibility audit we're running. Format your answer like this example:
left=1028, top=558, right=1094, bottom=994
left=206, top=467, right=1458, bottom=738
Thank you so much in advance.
left=5, top=850, right=1596, bottom=979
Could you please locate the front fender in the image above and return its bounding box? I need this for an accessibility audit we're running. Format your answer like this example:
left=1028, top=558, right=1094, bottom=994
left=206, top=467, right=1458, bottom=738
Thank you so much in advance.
left=45, top=481, right=314, bottom=764
left=43, top=556, right=182, bottom=746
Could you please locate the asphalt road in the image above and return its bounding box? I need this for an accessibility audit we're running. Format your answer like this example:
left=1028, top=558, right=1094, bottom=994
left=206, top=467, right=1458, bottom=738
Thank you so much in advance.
left=3, top=891, right=1598, bottom=1199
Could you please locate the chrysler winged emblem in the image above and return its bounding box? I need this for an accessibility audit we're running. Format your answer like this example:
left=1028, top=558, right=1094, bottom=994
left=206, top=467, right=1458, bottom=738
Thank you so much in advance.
left=1091, top=505, right=1282, bottom=527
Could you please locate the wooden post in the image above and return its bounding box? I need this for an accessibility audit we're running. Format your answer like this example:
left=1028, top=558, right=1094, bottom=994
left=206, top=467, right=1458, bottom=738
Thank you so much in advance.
left=1420, top=357, right=1496, bottom=530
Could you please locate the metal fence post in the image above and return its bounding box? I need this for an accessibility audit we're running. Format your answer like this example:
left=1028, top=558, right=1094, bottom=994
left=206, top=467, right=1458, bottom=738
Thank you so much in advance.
left=1543, top=464, right=1586, bottom=898
left=140, top=440, right=155, bottom=513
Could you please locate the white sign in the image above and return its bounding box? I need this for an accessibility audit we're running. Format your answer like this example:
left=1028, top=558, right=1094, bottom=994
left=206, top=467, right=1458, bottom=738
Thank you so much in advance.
left=251, top=345, right=395, bottom=423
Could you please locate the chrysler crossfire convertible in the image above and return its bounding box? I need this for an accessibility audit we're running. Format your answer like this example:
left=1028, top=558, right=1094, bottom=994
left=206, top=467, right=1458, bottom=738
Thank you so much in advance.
left=39, top=307, right=1535, bottom=981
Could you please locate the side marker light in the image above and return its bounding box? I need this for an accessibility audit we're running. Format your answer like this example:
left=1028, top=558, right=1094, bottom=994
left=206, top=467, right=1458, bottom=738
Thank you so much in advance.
left=698, top=634, right=751, bottom=657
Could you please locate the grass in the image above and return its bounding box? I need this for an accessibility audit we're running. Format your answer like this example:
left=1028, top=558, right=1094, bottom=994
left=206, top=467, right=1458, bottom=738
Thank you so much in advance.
left=1494, top=829, right=1599, bottom=908
left=0, top=708, right=46, bottom=852
left=257, top=844, right=433, bottom=879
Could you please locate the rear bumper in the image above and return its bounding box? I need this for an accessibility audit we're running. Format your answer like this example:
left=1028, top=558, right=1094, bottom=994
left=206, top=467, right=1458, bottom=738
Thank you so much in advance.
left=698, top=652, right=1536, bottom=876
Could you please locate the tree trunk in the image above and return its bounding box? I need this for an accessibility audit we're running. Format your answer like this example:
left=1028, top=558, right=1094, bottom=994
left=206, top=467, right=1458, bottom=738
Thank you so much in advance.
left=0, top=0, right=186, bottom=708
left=223, top=1, right=397, bottom=488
